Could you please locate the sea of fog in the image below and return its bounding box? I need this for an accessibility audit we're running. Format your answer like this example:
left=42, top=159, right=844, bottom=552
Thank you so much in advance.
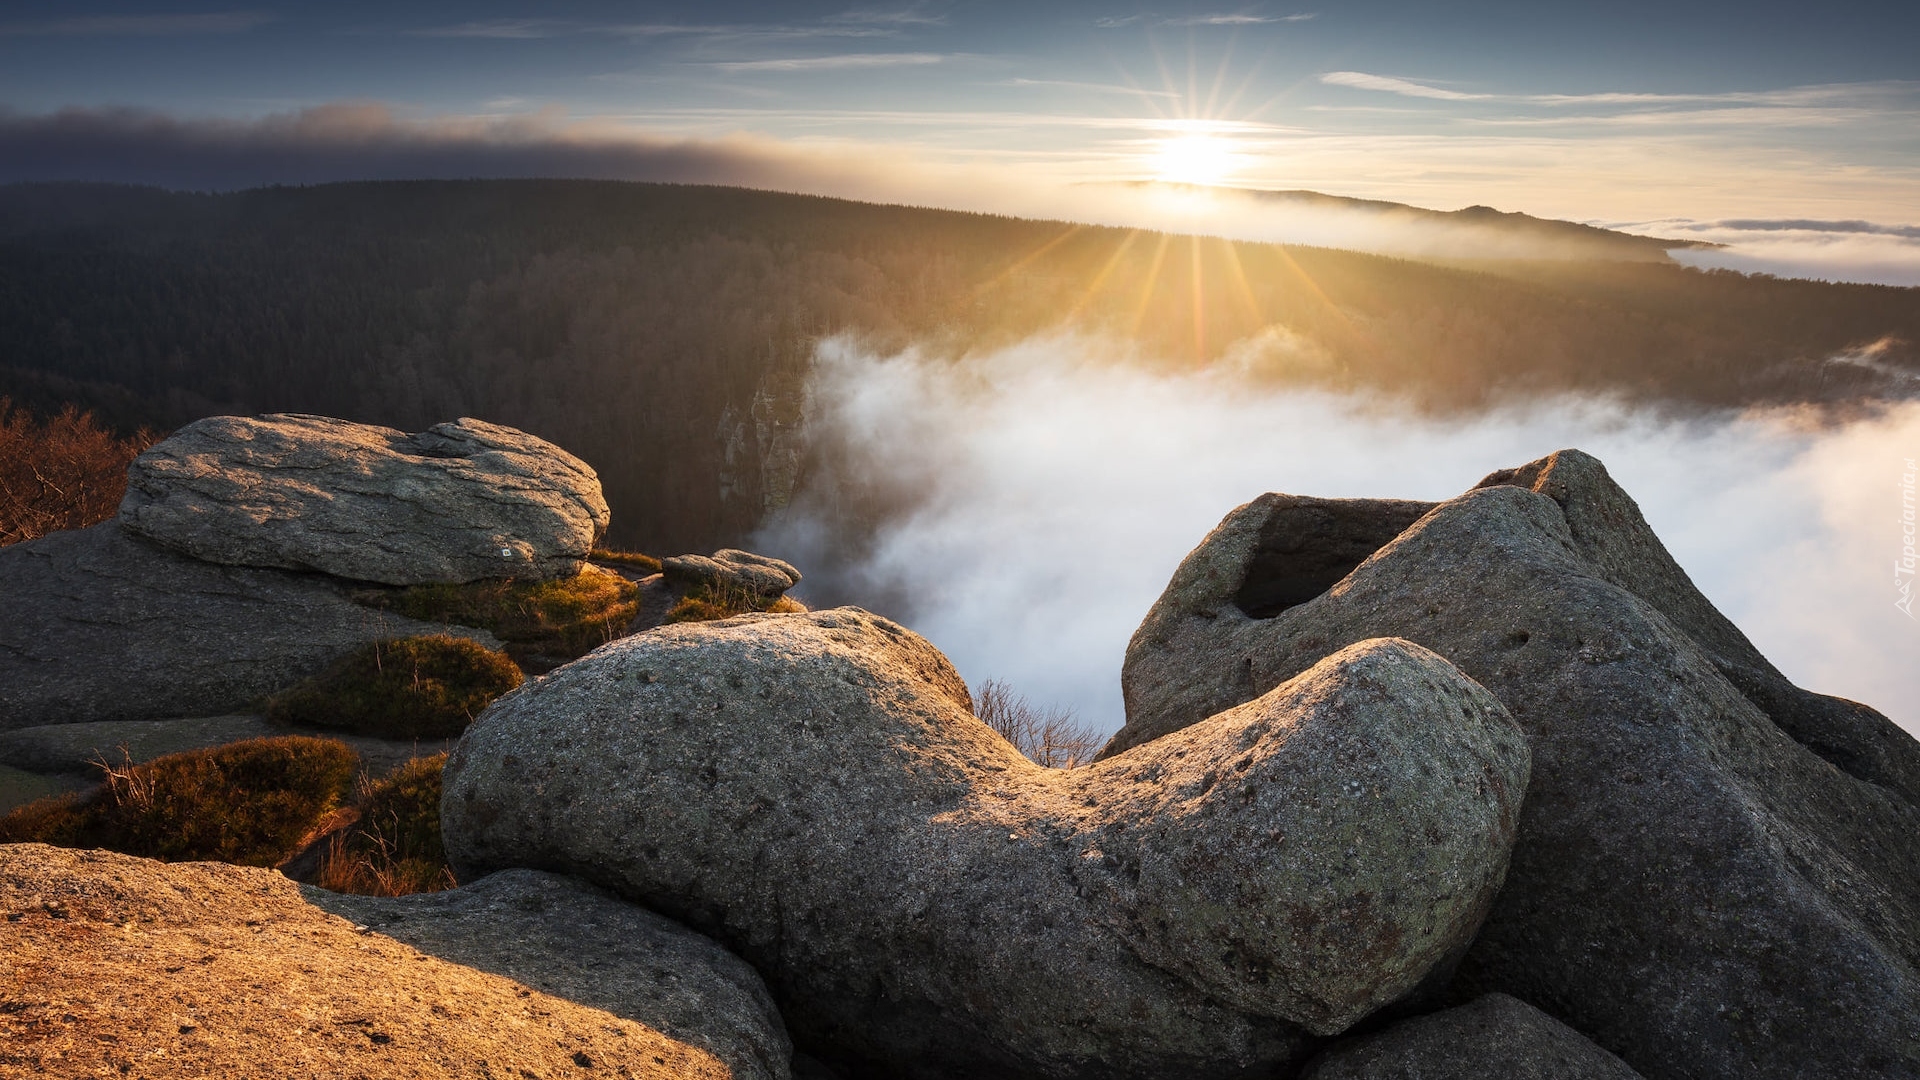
left=758, top=335, right=1920, bottom=740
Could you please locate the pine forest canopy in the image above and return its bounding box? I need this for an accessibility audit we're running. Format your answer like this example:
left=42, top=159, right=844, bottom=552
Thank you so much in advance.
left=0, top=179, right=1915, bottom=552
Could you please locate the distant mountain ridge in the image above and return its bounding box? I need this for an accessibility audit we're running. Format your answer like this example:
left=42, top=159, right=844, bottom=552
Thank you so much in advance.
left=1120, top=182, right=1713, bottom=262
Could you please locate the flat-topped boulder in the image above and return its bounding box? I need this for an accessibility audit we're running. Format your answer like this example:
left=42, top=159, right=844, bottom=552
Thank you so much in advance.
left=1108, top=449, right=1920, bottom=1080
left=119, top=413, right=610, bottom=586
left=443, top=610, right=1528, bottom=1079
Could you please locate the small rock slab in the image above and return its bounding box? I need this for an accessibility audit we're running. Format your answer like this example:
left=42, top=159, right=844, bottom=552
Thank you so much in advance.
left=120, top=413, right=611, bottom=585
left=309, top=869, right=793, bottom=1080
left=0, top=844, right=727, bottom=1079
left=443, top=610, right=1528, bottom=1079
left=661, top=548, right=802, bottom=601
left=1304, top=994, right=1643, bottom=1079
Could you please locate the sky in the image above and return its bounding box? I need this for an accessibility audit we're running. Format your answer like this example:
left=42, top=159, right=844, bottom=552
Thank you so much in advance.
left=2, top=1, right=1918, bottom=258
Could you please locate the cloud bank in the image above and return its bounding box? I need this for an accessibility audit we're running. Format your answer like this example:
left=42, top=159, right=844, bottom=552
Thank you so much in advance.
left=759, top=335, right=1920, bottom=740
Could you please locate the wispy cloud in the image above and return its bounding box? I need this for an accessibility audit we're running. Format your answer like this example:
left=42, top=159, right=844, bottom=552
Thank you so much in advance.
left=1097, top=11, right=1315, bottom=28
left=999, top=77, right=1181, bottom=98
left=714, top=52, right=949, bottom=73
left=0, top=11, right=270, bottom=36
left=827, top=5, right=948, bottom=27
left=1319, top=71, right=1488, bottom=101
left=1320, top=70, right=1917, bottom=110
left=408, top=19, right=894, bottom=41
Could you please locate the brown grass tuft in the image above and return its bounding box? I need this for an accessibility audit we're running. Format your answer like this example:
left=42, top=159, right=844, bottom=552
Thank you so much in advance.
left=313, top=754, right=456, bottom=897
left=664, top=577, right=805, bottom=624
left=590, top=547, right=663, bottom=574
left=358, top=566, right=639, bottom=671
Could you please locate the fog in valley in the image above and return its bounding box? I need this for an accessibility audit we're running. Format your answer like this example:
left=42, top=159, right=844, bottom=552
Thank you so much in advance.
left=762, top=334, right=1920, bottom=740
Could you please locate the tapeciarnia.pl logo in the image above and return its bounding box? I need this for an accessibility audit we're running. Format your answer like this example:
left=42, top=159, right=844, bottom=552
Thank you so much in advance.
left=1899, top=457, right=1917, bottom=619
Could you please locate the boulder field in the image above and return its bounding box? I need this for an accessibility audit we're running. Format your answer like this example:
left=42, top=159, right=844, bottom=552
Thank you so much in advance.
left=7, top=426, right=1916, bottom=1080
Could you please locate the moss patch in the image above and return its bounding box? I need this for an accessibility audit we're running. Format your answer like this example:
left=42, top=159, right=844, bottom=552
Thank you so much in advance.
left=267, top=635, right=523, bottom=739
left=314, top=754, right=455, bottom=897
left=0, top=735, right=357, bottom=866
left=357, top=566, right=640, bottom=671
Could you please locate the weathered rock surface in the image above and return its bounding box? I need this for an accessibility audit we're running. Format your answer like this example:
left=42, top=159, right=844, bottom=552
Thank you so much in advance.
left=661, top=548, right=802, bottom=602
left=0, top=844, right=726, bottom=1078
left=0, top=523, right=499, bottom=730
left=0, top=714, right=457, bottom=782
left=1304, top=994, right=1643, bottom=1080
left=1108, top=449, right=1920, bottom=1080
left=120, top=413, right=611, bottom=585
left=309, top=868, right=793, bottom=1080
left=443, top=610, right=1528, bottom=1079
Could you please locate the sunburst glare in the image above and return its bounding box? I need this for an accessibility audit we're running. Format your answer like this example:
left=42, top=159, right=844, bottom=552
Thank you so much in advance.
left=1149, top=133, right=1238, bottom=186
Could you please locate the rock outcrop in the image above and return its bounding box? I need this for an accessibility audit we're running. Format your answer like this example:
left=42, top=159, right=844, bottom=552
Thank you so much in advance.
left=309, top=868, right=793, bottom=1080
left=0, top=524, right=499, bottom=730
left=120, top=414, right=610, bottom=585
left=0, top=844, right=727, bottom=1078
left=661, top=548, right=803, bottom=603
left=1106, top=449, right=1920, bottom=1080
left=442, top=610, right=1529, bottom=1079
left=1304, top=993, right=1643, bottom=1080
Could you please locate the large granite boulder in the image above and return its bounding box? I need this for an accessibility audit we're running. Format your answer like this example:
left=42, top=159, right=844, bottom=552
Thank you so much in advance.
left=0, top=523, right=498, bottom=730
left=442, top=610, right=1529, bottom=1079
left=0, top=844, right=727, bottom=1078
left=1304, top=993, right=1643, bottom=1080
left=308, top=868, right=793, bottom=1080
left=119, top=413, right=610, bottom=585
left=1106, top=449, right=1920, bottom=1080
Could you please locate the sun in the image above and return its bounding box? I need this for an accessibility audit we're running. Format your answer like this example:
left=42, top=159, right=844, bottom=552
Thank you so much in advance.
left=1150, top=134, right=1238, bottom=186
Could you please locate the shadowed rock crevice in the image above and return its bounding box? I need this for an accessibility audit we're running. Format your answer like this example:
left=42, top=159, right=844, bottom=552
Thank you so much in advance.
left=1230, top=496, right=1438, bottom=618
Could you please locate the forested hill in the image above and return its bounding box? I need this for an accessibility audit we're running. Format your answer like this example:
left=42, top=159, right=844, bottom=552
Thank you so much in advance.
left=1, top=179, right=1916, bottom=551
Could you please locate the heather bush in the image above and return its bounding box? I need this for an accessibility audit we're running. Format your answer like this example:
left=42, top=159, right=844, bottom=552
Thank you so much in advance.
left=267, top=635, right=523, bottom=739
left=0, top=736, right=358, bottom=866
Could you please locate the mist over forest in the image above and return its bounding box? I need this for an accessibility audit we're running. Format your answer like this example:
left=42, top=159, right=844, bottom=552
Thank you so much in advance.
left=3, top=179, right=1917, bottom=556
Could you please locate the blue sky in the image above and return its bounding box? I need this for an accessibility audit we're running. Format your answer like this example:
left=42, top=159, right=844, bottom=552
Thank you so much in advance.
left=2, top=2, right=1917, bottom=241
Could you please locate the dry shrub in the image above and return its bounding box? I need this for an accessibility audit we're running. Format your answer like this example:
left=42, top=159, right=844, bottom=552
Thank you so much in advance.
left=360, top=566, right=640, bottom=671
left=267, top=635, right=523, bottom=739
left=976, top=680, right=1103, bottom=769
left=0, top=396, right=158, bottom=546
left=0, top=736, right=358, bottom=866
left=665, top=578, right=805, bottom=624
left=314, top=754, right=456, bottom=897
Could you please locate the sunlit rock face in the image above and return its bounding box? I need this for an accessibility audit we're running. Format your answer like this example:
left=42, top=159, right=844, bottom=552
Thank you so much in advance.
left=120, top=413, right=609, bottom=586
left=1110, top=448, right=1920, bottom=1080
left=307, top=868, right=794, bottom=1080
left=443, top=610, right=1528, bottom=1080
